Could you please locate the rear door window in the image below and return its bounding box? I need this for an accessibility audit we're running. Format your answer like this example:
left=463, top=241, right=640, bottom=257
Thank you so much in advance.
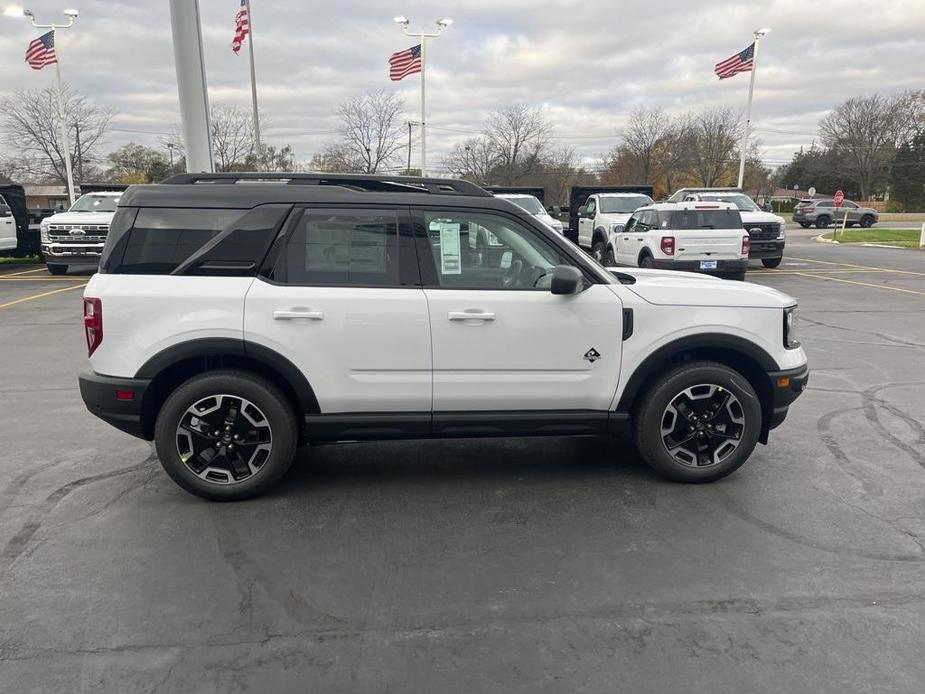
left=271, top=208, right=400, bottom=286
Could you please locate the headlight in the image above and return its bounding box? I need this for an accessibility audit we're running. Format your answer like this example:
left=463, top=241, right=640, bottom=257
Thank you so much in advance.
left=612, top=223, right=624, bottom=234
left=784, top=307, right=799, bottom=348
left=40, top=222, right=50, bottom=243
left=777, top=222, right=786, bottom=240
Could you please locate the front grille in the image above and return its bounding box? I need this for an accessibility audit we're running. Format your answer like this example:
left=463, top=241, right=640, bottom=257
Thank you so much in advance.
left=48, top=223, right=109, bottom=244
left=744, top=223, right=779, bottom=241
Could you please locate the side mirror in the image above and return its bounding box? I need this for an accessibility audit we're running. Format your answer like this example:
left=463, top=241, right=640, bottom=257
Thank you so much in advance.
left=550, top=265, right=583, bottom=295
left=577, top=205, right=587, bottom=218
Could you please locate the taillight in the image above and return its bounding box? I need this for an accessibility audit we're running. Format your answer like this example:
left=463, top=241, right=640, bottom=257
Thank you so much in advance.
left=83, top=298, right=103, bottom=356
left=742, top=236, right=751, bottom=256
left=660, top=236, right=675, bottom=256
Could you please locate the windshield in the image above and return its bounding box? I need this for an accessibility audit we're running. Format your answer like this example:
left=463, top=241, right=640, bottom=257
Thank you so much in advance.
left=697, top=194, right=759, bottom=212
left=599, top=195, right=653, bottom=214
left=502, top=195, right=545, bottom=215
left=70, top=194, right=121, bottom=213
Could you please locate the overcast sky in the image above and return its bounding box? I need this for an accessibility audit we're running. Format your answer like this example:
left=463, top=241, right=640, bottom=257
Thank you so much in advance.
left=1, top=0, right=923, bottom=174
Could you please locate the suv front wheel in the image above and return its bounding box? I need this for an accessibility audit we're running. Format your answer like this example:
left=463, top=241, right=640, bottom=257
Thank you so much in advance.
left=154, top=370, right=298, bottom=500
left=634, top=361, right=762, bottom=483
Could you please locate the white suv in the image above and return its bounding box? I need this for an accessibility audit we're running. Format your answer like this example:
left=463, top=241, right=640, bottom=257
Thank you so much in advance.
left=614, top=202, right=751, bottom=281
left=79, top=173, right=808, bottom=500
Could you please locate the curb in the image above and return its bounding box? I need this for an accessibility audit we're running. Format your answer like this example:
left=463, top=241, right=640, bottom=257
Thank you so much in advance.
left=813, top=234, right=839, bottom=244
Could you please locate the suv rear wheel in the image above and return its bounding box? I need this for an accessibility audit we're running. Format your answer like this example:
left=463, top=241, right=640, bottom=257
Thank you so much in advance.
left=154, top=370, right=298, bottom=501
left=634, top=361, right=762, bottom=483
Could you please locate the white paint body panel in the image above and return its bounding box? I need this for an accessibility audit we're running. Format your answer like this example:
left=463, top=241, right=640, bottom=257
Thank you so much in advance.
left=424, top=284, right=624, bottom=411
left=0, top=215, right=15, bottom=251
left=85, top=274, right=253, bottom=377
left=244, top=280, right=432, bottom=412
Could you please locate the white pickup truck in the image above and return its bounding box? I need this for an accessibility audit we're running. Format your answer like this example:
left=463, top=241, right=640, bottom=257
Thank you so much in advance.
left=577, top=192, right=654, bottom=265
left=40, top=191, right=122, bottom=274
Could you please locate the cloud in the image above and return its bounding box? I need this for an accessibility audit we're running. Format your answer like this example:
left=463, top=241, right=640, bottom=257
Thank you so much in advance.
left=0, top=0, right=922, bottom=172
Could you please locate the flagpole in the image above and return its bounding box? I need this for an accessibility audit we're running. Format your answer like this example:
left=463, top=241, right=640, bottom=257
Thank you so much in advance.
left=394, top=17, right=452, bottom=178
left=737, top=28, right=770, bottom=190
left=420, top=34, right=427, bottom=176
left=24, top=10, right=78, bottom=205
left=53, top=32, right=76, bottom=205
left=245, top=0, right=262, bottom=168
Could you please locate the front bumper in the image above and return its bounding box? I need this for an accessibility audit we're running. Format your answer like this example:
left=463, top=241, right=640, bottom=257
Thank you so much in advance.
left=765, top=364, right=809, bottom=432
left=42, top=243, right=104, bottom=261
left=749, top=239, right=784, bottom=260
left=79, top=370, right=152, bottom=440
left=648, top=258, right=748, bottom=273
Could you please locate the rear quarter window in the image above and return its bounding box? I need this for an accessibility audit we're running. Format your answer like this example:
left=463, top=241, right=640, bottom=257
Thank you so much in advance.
left=107, top=206, right=288, bottom=275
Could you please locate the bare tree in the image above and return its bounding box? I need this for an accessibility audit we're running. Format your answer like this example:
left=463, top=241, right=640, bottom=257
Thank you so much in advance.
left=688, top=107, right=741, bottom=187
left=323, top=90, right=406, bottom=174
left=0, top=85, right=113, bottom=184
left=484, top=104, right=554, bottom=184
left=658, top=114, right=695, bottom=194
left=618, top=107, right=673, bottom=183
left=210, top=105, right=254, bottom=172
left=442, top=136, right=497, bottom=182
left=819, top=94, right=905, bottom=199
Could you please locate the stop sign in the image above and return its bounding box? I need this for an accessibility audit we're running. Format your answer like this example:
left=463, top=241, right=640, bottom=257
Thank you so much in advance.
left=834, top=190, right=844, bottom=207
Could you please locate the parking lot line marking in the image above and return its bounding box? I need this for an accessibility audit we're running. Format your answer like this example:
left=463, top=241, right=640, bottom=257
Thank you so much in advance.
left=0, top=277, right=90, bottom=282
left=751, top=269, right=896, bottom=275
left=786, top=256, right=925, bottom=278
left=0, top=283, right=87, bottom=310
left=789, top=272, right=925, bottom=298
left=0, top=267, right=47, bottom=277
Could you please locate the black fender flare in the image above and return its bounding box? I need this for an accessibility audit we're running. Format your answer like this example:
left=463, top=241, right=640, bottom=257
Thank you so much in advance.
left=616, top=333, right=778, bottom=414
left=135, top=337, right=320, bottom=415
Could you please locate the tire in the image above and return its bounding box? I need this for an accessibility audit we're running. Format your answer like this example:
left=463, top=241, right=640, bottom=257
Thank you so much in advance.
left=815, top=216, right=831, bottom=229
left=591, top=238, right=607, bottom=263
left=639, top=254, right=654, bottom=269
left=860, top=215, right=875, bottom=228
left=761, top=257, right=782, bottom=269
left=798, top=222, right=810, bottom=228
left=154, top=370, right=298, bottom=501
left=724, top=270, right=747, bottom=281
left=634, top=361, right=762, bottom=483
left=46, top=263, right=67, bottom=275
left=602, top=245, right=616, bottom=267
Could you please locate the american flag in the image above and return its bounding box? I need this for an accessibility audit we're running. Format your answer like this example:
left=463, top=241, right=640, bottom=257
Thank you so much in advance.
left=231, top=0, right=250, bottom=54
left=714, top=43, right=754, bottom=80
left=389, top=44, right=422, bottom=81
left=25, top=31, right=57, bottom=71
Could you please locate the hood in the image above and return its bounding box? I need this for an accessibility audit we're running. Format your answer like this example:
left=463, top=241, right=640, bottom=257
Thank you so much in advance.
left=612, top=268, right=796, bottom=308
left=596, top=212, right=633, bottom=226
left=739, top=210, right=785, bottom=225
left=43, top=210, right=116, bottom=225
left=536, top=212, right=563, bottom=228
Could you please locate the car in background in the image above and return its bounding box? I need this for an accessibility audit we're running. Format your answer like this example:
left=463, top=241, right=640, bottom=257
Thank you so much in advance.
left=613, top=202, right=750, bottom=281
left=576, top=191, right=654, bottom=264
left=39, top=191, right=122, bottom=274
left=793, top=199, right=878, bottom=229
left=494, top=193, right=564, bottom=234
left=0, top=194, right=16, bottom=252
left=672, top=189, right=786, bottom=269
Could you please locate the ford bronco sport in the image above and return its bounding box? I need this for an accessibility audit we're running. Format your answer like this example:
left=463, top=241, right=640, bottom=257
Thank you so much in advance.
left=79, top=173, right=808, bottom=500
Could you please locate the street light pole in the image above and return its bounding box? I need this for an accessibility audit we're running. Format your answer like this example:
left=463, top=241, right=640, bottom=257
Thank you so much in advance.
left=24, top=8, right=79, bottom=205
left=394, top=17, right=452, bottom=177
left=737, top=27, right=771, bottom=191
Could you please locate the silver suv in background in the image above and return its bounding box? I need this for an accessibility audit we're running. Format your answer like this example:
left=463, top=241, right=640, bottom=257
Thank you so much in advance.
left=793, top=199, right=879, bottom=228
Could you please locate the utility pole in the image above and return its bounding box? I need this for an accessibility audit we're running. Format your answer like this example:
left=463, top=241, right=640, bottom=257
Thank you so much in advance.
left=74, top=122, right=82, bottom=185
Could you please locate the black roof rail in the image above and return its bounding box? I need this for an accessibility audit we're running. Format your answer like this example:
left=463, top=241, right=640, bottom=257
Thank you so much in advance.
left=159, top=172, right=492, bottom=197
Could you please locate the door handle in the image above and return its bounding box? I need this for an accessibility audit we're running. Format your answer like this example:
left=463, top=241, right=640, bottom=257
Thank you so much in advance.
left=448, top=310, right=495, bottom=322
left=273, top=309, right=324, bottom=321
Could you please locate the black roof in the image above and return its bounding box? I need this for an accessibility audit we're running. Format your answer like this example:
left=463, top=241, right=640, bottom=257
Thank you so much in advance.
left=122, top=172, right=507, bottom=210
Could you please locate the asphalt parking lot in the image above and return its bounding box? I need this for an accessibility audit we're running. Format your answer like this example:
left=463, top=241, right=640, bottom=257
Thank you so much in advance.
left=1, top=230, right=924, bottom=693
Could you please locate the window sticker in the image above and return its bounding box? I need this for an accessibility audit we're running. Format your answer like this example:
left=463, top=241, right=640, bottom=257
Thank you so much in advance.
left=439, top=222, right=462, bottom=275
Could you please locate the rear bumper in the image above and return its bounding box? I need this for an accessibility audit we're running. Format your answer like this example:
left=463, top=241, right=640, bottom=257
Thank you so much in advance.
left=649, top=258, right=748, bottom=273
left=749, top=240, right=784, bottom=259
left=79, top=370, right=152, bottom=440
left=765, top=364, right=809, bottom=432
